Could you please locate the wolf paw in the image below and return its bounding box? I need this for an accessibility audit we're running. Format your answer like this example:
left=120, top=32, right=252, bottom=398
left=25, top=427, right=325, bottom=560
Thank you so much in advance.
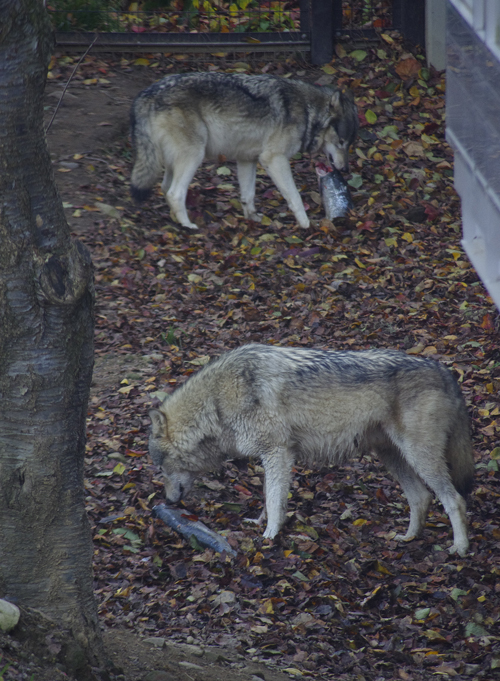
left=394, top=533, right=416, bottom=543
left=244, top=509, right=266, bottom=526
left=448, top=543, right=469, bottom=557
left=245, top=211, right=263, bottom=223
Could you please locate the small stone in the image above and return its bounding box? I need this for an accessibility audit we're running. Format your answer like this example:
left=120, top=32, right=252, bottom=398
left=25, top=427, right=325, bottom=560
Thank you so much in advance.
left=0, top=599, right=20, bottom=633
left=178, top=661, right=204, bottom=671
left=143, top=637, right=166, bottom=649
left=182, top=644, right=204, bottom=657
left=186, top=635, right=194, bottom=644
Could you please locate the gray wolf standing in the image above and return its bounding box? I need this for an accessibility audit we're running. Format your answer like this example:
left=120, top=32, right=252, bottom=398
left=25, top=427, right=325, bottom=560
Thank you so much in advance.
left=130, top=72, right=358, bottom=230
left=148, top=344, right=474, bottom=556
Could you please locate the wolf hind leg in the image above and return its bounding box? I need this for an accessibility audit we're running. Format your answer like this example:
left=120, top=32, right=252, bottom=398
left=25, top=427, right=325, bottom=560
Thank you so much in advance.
left=237, top=161, right=260, bottom=221
left=165, top=147, right=204, bottom=230
left=258, top=153, right=310, bottom=229
left=261, top=447, right=294, bottom=539
left=424, top=478, right=469, bottom=556
left=377, top=444, right=432, bottom=542
left=385, top=436, right=470, bottom=556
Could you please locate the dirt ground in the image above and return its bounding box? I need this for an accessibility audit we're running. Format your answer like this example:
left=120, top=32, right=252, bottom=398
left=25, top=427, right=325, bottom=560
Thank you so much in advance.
left=42, top=56, right=292, bottom=681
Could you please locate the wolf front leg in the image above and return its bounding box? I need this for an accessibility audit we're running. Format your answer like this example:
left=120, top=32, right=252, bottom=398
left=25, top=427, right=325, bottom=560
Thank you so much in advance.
left=261, top=447, right=295, bottom=539
left=259, top=153, right=310, bottom=229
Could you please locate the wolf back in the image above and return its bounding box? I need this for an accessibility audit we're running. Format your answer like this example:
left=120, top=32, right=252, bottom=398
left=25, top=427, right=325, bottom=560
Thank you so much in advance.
left=130, top=72, right=358, bottom=229
left=149, top=344, right=474, bottom=556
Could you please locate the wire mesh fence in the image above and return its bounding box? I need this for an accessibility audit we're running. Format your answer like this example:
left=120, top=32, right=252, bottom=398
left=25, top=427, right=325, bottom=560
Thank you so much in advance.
left=49, top=0, right=301, bottom=34
left=339, top=0, right=392, bottom=34
left=49, top=0, right=394, bottom=35
left=48, top=0, right=398, bottom=61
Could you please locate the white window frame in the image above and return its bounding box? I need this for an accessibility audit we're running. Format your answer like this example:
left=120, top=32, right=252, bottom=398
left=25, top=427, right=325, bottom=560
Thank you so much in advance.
left=448, top=0, right=500, bottom=60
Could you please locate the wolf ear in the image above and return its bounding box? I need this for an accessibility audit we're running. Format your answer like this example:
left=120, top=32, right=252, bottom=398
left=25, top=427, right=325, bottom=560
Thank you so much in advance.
left=329, top=90, right=342, bottom=112
left=149, top=409, right=168, bottom=437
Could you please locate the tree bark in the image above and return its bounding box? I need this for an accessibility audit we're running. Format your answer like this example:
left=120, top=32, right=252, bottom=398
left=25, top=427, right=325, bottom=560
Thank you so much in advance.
left=0, top=2, right=101, bottom=677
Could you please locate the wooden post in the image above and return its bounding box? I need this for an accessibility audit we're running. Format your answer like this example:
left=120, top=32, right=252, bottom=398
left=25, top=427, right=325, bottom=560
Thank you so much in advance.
left=310, top=0, right=334, bottom=65
left=393, top=0, right=426, bottom=48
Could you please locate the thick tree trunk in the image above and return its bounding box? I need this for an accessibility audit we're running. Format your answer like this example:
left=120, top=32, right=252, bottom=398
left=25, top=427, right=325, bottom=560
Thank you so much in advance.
left=0, top=2, right=101, bottom=677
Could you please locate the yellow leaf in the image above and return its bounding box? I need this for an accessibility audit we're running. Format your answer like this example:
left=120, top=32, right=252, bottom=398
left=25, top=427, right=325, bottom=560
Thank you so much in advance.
left=354, top=258, right=366, bottom=269
left=113, top=462, right=126, bottom=475
left=134, top=58, right=150, bottom=66
left=402, top=232, right=413, bottom=243
left=375, top=560, right=392, bottom=575
left=381, top=33, right=394, bottom=44
left=406, top=344, right=425, bottom=355
left=365, top=109, right=377, bottom=124
left=421, top=133, right=437, bottom=145
left=258, top=599, right=274, bottom=614
left=118, top=385, right=134, bottom=394
left=188, top=355, right=211, bottom=366
left=424, top=630, right=447, bottom=642
left=261, top=215, right=272, bottom=226
left=353, top=518, right=368, bottom=526
left=322, top=64, right=336, bottom=75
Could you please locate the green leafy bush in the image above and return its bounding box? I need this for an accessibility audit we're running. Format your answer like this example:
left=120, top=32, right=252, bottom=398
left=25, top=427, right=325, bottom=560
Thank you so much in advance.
left=48, top=0, right=123, bottom=31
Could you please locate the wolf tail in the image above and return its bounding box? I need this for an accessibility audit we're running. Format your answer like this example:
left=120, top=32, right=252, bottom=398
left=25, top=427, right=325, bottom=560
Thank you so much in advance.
left=130, top=105, right=163, bottom=203
left=446, top=398, right=475, bottom=498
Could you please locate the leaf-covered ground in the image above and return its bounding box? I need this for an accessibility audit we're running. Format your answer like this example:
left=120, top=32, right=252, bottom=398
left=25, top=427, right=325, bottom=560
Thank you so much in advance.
left=44, top=37, right=500, bottom=680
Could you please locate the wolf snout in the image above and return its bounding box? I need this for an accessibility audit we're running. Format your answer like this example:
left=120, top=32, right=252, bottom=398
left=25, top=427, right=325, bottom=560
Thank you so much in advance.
left=332, top=157, right=349, bottom=173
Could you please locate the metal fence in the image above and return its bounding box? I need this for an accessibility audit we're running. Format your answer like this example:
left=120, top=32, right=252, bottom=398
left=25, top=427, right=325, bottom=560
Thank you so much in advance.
left=49, top=0, right=403, bottom=63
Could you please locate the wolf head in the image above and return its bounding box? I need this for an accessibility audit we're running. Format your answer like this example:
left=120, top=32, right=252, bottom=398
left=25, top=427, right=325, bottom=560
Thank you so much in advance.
left=149, top=408, right=197, bottom=503
left=322, top=89, right=358, bottom=173
left=149, top=400, right=224, bottom=504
